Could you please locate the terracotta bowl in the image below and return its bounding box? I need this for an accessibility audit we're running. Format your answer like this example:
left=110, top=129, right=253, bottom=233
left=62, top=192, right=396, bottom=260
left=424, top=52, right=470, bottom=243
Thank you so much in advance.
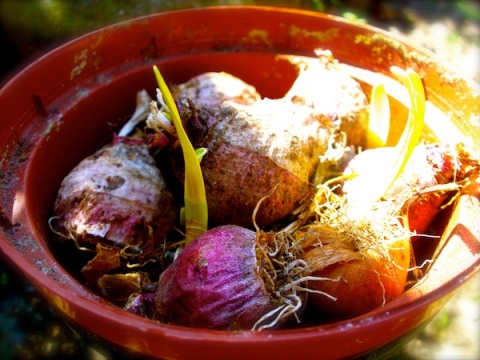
left=0, top=6, right=479, bottom=360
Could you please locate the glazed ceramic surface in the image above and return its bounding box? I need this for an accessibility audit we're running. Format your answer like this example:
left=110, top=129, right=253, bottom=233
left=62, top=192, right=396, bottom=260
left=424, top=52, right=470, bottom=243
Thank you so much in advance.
left=0, top=7, right=479, bottom=360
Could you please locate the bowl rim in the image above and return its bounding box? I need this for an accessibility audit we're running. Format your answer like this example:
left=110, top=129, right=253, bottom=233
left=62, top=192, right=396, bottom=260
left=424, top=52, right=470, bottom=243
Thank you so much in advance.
left=1, top=5, right=479, bottom=358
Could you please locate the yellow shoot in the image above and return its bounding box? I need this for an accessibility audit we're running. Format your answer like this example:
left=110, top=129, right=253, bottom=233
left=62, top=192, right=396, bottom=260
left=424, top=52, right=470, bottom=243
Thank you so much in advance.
left=387, top=66, right=425, bottom=194
left=348, top=67, right=425, bottom=215
left=367, top=82, right=390, bottom=148
left=153, top=66, right=208, bottom=245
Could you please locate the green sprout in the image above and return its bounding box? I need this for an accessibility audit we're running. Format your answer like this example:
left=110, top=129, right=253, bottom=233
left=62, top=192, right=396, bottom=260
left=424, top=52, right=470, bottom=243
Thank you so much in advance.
left=367, top=82, right=390, bottom=148
left=387, top=66, right=425, bottom=194
left=153, top=66, right=208, bottom=245
left=358, top=67, right=425, bottom=212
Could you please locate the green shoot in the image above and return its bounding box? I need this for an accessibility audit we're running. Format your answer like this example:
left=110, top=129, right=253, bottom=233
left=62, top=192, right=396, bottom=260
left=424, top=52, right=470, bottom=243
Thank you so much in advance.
left=348, top=67, right=425, bottom=215
left=195, top=147, right=208, bottom=162
left=367, top=82, right=390, bottom=148
left=153, top=65, right=208, bottom=245
left=387, top=66, right=425, bottom=194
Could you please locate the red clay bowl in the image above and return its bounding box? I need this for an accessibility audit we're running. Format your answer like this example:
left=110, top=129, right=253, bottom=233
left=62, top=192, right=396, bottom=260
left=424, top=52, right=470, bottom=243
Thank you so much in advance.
left=0, top=6, right=479, bottom=360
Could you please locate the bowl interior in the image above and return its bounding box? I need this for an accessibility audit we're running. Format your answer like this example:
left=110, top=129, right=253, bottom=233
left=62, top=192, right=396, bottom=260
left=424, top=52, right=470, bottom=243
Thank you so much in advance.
left=1, top=6, right=479, bottom=360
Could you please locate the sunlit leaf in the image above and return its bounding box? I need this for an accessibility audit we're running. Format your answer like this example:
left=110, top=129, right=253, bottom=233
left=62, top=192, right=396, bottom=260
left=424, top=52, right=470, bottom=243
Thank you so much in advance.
left=367, top=82, right=390, bottom=148
left=153, top=66, right=208, bottom=245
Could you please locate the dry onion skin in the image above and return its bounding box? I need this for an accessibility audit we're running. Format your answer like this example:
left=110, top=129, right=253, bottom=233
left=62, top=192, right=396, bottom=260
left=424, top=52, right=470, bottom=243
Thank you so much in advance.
left=153, top=225, right=313, bottom=330
left=52, top=136, right=177, bottom=246
left=298, top=186, right=412, bottom=318
left=342, top=143, right=478, bottom=235
left=50, top=136, right=178, bottom=292
left=153, top=225, right=272, bottom=330
left=137, top=69, right=321, bottom=330
left=167, top=54, right=368, bottom=228
left=292, top=67, right=479, bottom=319
left=298, top=142, right=479, bottom=318
left=285, top=51, right=369, bottom=148
left=49, top=51, right=480, bottom=329
left=175, top=71, right=261, bottom=107
left=290, top=67, right=424, bottom=318
left=138, top=64, right=478, bottom=326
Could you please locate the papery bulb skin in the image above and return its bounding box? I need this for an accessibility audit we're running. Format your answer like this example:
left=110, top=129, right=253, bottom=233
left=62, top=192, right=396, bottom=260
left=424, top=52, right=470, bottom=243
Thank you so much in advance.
left=53, top=136, right=177, bottom=248
left=154, top=225, right=277, bottom=330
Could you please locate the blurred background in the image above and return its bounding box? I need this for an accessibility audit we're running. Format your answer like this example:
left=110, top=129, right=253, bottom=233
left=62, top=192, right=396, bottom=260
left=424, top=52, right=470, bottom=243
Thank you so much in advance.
left=1, top=1, right=479, bottom=359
